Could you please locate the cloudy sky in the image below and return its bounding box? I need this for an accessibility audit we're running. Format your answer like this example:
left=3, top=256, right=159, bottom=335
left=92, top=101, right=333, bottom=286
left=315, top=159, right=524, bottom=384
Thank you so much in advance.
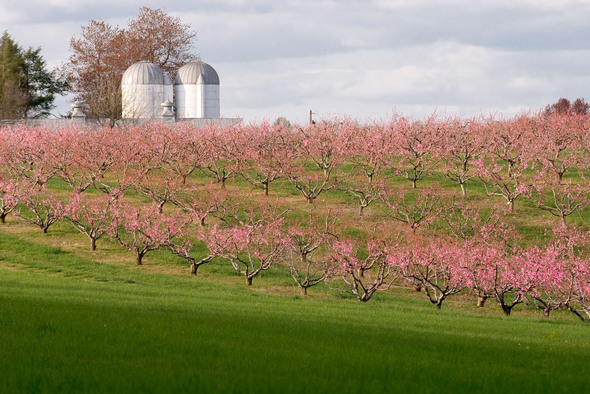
left=1, top=0, right=589, bottom=123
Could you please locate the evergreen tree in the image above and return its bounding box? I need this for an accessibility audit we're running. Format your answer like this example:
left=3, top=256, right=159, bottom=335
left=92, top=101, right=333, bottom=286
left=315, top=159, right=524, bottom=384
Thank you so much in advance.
left=0, top=31, right=26, bottom=119
left=0, top=31, right=67, bottom=119
left=21, top=47, right=68, bottom=118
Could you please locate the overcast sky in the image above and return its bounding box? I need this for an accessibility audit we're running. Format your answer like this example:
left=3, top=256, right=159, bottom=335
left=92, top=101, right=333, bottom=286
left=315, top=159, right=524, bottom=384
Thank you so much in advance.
left=1, top=0, right=589, bottom=123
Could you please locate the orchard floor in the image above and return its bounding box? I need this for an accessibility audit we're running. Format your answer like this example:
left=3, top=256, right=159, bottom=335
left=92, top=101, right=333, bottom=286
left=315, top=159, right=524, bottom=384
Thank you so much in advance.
left=1, top=230, right=590, bottom=393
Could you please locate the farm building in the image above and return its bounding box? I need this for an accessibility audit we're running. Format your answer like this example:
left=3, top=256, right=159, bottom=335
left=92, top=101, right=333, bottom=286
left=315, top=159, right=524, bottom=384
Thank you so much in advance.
left=121, top=59, right=235, bottom=125
left=175, top=60, right=220, bottom=119
left=2, top=60, right=238, bottom=128
left=121, top=61, right=174, bottom=119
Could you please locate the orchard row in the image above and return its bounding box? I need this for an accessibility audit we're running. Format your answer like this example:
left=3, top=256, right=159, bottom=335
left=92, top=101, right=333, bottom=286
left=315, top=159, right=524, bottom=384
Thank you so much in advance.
left=1, top=113, right=590, bottom=321
left=1, top=112, right=589, bottom=217
left=2, top=183, right=590, bottom=322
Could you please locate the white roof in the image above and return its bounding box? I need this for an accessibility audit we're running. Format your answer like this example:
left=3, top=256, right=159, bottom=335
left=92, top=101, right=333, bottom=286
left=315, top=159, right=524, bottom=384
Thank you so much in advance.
left=175, top=60, right=220, bottom=85
left=121, top=61, right=172, bottom=86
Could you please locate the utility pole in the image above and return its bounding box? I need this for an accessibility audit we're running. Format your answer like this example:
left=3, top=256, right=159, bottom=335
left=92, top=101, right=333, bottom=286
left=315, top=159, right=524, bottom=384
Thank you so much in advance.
left=309, top=109, right=315, bottom=124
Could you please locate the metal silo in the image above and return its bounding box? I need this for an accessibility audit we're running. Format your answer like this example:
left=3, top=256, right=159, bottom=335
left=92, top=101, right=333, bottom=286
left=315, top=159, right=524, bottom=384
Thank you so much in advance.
left=121, top=61, right=173, bottom=119
left=174, top=60, right=220, bottom=119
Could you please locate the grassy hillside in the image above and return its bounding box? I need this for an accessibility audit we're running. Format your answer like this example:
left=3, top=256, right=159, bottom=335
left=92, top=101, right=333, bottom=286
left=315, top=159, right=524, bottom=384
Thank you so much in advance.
left=3, top=120, right=590, bottom=392
left=1, top=230, right=590, bottom=393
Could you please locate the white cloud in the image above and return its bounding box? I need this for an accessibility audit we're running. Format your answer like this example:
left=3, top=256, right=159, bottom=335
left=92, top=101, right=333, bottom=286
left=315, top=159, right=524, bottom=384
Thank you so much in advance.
left=1, top=0, right=588, bottom=122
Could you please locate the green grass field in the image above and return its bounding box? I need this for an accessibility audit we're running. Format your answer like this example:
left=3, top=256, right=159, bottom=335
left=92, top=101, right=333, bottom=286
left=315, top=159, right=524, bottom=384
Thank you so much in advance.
left=2, top=230, right=590, bottom=393
left=3, top=149, right=590, bottom=393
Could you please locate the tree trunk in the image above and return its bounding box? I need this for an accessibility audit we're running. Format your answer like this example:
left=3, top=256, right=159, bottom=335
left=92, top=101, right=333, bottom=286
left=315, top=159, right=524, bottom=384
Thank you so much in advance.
left=136, top=253, right=143, bottom=266
left=358, top=293, right=371, bottom=302
left=91, top=238, right=97, bottom=251
left=247, top=276, right=253, bottom=286
left=460, top=182, right=466, bottom=196
left=357, top=267, right=365, bottom=278
left=190, top=261, right=198, bottom=275
left=42, top=225, right=49, bottom=234
left=0, top=213, right=6, bottom=224
left=543, top=308, right=551, bottom=317
left=302, top=286, right=308, bottom=296
left=567, top=305, right=587, bottom=322
left=477, top=297, right=487, bottom=308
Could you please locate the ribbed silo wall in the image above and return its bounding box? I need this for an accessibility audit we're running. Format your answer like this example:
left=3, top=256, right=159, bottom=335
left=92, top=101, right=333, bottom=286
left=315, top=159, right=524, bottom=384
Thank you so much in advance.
left=122, top=84, right=172, bottom=119
left=174, top=84, right=220, bottom=119
left=202, top=85, right=220, bottom=118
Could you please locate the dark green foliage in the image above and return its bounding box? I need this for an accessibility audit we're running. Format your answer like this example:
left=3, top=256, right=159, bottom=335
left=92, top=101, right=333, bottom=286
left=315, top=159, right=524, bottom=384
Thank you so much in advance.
left=20, top=46, right=68, bottom=118
left=0, top=31, right=25, bottom=119
left=0, top=31, right=67, bottom=119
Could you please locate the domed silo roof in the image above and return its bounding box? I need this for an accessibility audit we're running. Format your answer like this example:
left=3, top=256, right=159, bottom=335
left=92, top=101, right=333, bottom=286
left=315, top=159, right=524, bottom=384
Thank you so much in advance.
left=175, top=60, right=220, bottom=85
left=121, top=60, right=173, bottom=119
left=122, top=60, right=172, bottom=86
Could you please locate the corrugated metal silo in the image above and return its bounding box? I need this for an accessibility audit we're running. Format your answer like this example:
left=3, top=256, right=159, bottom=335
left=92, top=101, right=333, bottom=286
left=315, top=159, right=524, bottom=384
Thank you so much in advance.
left=121, top=61, right=173, bottom=119
left=174, top=60, right=220, bottom=119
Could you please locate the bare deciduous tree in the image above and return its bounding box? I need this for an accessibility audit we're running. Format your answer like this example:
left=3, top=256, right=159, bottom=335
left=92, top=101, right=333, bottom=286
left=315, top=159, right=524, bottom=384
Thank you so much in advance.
left=63, top=7, right=198, bottom=124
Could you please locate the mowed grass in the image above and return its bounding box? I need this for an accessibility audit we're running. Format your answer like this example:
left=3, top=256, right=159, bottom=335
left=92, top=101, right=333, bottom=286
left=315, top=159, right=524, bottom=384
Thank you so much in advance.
left=2, top=232, right=590, bottom=393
